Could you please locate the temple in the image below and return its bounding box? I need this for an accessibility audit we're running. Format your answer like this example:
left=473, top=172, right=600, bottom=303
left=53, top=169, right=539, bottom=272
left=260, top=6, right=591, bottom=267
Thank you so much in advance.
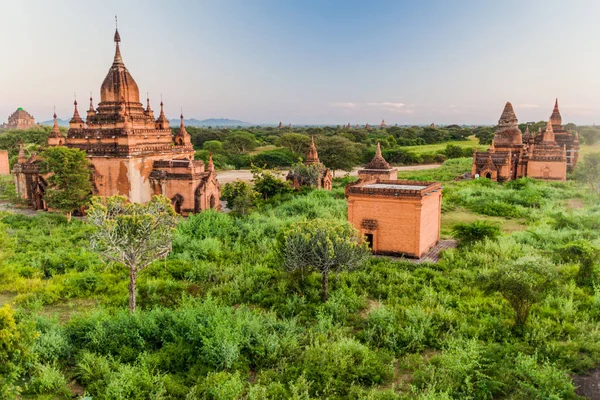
left=472, top=100, right=578, bottom=182
left=357, top=142, right=398, bottom=182
left=2, top=108, right=35, bottom=130
left=286, top=136, right=332, bottom=190
left=12, top=27, right=220, bottom=215
left=346, top=180, right=442, bottom=258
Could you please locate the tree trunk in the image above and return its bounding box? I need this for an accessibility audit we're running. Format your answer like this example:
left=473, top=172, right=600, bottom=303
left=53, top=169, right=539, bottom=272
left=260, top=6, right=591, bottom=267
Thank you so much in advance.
left=321, top=271, right=329, bottom=302
left=66, top=211, right=72, bottom=224
left=129, top=269, right=137, bottom=312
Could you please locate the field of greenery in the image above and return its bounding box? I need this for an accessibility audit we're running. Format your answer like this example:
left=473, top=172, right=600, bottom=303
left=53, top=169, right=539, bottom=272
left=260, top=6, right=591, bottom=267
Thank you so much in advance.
left=1, top=155, right=600, bottom=399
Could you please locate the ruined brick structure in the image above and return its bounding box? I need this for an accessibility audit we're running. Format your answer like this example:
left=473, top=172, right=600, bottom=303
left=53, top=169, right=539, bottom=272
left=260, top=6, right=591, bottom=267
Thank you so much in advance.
left=286, top=136, right=332, bottom=190
left=2, top=108, right=35, bottom=130
left=346, top=180, right=442, bottom=258
left=472, top=100, right=579, bottom=182
left=357, top=142, right=398, bottom=182
left=0, top=150, right=9, bottom=175
left=12, top=28, right=220, bottom=215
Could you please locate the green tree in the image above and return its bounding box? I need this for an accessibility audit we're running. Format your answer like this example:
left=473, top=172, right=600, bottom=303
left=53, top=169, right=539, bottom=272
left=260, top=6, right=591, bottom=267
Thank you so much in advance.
left=251, top=166, right=292, bottom=200
left=574, top=153, right=600, bottom=194
left=479, top=256, right=556, bottom=328
left=39, top=146, right=92, bottom=223
left=276, top=133, right=311, bottom=155
left=287, top=163, right=324, bottom=188
left=557, top=240, right=599, bottom=287
left=224, top=131, right=256, bottom=154
left=222, top=180, right=257, bottom=215
left=87, top=195, right=179, bottom=312
left=316, top=136, right=362, bottom=176
left=474, top=126, right=495, bottom=145
left=202, top=140, right=224, bottom=153
left=276, top=219, right=370, bottom=301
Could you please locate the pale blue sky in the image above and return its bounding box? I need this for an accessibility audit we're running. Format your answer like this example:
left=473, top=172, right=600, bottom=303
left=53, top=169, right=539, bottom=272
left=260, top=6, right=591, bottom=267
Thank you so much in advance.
left=1, top=0, right=599, bottom=125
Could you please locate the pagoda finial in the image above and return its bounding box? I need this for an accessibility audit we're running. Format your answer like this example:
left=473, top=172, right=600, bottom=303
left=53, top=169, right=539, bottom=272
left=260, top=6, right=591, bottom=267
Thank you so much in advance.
left=114, top=16, right=120, bottom=43
left=376, top=142, right=382, bottom=157
left=305, top=136, right=320, bottom=165
left=88, top=93, right=94, bottom=111
left=208, top=152, right=215, bottom=172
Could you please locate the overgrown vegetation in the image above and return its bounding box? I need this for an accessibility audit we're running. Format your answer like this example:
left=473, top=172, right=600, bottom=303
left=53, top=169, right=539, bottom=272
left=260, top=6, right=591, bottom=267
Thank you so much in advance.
left=0, top=157, right=599, bottom=398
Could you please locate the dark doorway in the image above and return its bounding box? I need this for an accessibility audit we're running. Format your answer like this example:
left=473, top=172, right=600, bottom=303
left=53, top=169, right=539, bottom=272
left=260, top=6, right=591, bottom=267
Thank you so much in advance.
left=365, top=233, right=374, bottom=250
left=485, top=172, right=492, bottom=179
left=209, top=195, right=216, bottom=209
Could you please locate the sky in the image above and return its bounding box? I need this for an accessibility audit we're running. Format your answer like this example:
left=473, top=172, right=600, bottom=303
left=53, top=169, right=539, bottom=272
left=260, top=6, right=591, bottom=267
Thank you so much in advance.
left=1, top=0, right=599, bottom=125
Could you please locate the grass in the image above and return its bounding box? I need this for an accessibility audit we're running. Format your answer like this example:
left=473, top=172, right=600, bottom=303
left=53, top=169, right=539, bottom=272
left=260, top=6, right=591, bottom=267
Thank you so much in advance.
left=441, top=207, right=526, bottom=238
left=249, top=145, right=278, bottom=155
left=579, top=143, right=600, bottom=157
left=399, top=137, right=486, bottom=154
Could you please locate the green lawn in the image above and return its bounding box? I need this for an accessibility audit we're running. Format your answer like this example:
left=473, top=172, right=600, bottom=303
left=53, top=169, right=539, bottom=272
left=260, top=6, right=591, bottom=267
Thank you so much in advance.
left=399, top=137, right=486, bottom=155
left=579, top=143, right=600, bottom=157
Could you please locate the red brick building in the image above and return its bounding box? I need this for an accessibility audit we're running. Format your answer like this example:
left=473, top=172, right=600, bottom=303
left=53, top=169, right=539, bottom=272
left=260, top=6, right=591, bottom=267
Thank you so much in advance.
left=12, top=27, right=220, bottom=215
left=472, top=100, right=578, bottom=182
left=346, top=180, right=442, bottom=258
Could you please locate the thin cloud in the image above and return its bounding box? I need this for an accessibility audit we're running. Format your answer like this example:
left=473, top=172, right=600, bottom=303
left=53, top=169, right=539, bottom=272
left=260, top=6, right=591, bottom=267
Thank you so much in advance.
left=518, top=103, right=540, bottom=109
left=366, top=102, right=405, bottom=109
left=330, top=102, right=359, bottom=109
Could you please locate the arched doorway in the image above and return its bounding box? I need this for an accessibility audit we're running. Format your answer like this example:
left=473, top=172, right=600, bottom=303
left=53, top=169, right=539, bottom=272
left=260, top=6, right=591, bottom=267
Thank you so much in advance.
left=171, top=194, right=184, bottom=214
left=485, top=172, right=492, bottom=179
left=209, top=195, right=216, bottom=209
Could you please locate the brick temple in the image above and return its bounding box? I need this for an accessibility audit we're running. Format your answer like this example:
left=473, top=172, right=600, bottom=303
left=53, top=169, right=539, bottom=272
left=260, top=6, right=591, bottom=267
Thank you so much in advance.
left=2, top=108, right=35, bottom=130
left=286, top=136, right=332, bottom=190
left=12, top=27, right=220, bottom=214
left=347, top=146, right=441, bottom=258
left=472, top=100, right=579, bottom=182
left=346, top=180, right=442, bottom=258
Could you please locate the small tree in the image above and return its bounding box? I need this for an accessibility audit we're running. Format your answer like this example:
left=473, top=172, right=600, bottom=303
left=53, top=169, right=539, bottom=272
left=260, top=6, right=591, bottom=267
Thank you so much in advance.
left=276, top=133, right=311, bottom=155
left=452, top=220, right=501, bottom=247
left=574, top=153, right=600, bottom=194
left=87, top=195, right=179, bottom=312
left=222, top=180, right=257, bottom=215
left=39, top=147, right=92, bottom=222
left=557, top=240, right=599, bottom=287
left=287, top=163, right=324, bottom=188
left=478, top=256, right=556, bottom=329
left=251, top=166, right=292, bottom=200
left=316, top=136, right=362, bottom=177
left=276, top=219, right=370, bottom=301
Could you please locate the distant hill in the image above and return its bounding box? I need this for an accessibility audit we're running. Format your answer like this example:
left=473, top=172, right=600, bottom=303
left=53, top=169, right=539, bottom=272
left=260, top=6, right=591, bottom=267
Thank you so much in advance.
left=41, top=117, right=252, bottom=128
left=40, top=118, right=70, bottom=127
left=169, top=118, right=251, bottom=127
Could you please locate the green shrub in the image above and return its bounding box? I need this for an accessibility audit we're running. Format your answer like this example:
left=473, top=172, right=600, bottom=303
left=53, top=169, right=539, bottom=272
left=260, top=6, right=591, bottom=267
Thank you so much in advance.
left=452, top=220, right=501, bottom=247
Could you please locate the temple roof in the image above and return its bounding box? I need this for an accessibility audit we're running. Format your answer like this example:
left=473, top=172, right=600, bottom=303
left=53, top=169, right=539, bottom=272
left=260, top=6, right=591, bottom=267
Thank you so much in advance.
left=100, top=28, right=140, bottom=104
left=550, top=98, right=562, bottom=126
left=493, top=101, right=523, bottom=147
left=9, top=108, right=34, bottom=120
left=305, top=136, right=320, bottom=165
left=364, top=142, right=392, bottom=170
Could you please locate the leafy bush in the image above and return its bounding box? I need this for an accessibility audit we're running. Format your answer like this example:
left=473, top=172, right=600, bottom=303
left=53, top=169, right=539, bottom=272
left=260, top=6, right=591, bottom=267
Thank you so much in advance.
left=452, top=220, right=501, bottom=247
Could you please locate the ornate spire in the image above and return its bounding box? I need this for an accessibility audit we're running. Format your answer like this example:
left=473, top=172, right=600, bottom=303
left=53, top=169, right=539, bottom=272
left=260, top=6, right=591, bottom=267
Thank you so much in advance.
left=364, top=142, right=392, bottom=170
left=550, top=98, right=562, bottom=126
left=51, top=109, right=61, bottom=136
left=155, top=99, right=169, bottom=129
left=70, top=99, right=84, bottom=126
left=87, top=95, right=96, bottom=119
left=179, top=113, right=188, bottom=136
left=305, top=136, right=320, bottom=165
left=542, top=120, right=555, bottom=143
left=18, top=140, right=27, bottom=163
left=208, top=152, right=215, bottom=172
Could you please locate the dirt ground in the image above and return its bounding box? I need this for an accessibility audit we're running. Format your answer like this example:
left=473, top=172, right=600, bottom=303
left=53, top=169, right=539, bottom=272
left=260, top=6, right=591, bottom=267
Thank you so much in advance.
left=574, top=370, right=600, bottom=400
left=216, top=164, right=441, bottom=184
